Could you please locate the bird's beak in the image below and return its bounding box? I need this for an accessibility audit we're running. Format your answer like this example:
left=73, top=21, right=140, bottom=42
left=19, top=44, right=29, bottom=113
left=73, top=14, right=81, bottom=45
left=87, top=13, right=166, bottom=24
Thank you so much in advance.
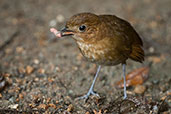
left=60, top=27, right=74, bottom=37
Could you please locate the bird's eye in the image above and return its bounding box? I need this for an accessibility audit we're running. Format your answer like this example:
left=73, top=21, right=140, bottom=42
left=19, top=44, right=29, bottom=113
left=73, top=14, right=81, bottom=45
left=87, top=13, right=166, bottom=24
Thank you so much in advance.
left=79, top=25, right=86, bottom=32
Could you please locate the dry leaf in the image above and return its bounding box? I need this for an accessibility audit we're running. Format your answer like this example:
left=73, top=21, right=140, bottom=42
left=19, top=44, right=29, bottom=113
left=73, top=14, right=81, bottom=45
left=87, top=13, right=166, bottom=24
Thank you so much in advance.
left=116, top=67, right=149, bottom=88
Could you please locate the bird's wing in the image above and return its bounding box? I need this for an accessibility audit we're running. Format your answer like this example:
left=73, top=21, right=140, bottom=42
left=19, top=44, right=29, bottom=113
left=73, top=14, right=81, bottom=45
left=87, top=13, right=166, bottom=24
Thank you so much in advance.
left=99, top=15, right=143, bottom=58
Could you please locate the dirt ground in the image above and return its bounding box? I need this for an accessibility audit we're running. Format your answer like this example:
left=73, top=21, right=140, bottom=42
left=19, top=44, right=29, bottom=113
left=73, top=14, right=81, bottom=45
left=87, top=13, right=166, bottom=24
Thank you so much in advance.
left=0, top=0, right=170, bottom=113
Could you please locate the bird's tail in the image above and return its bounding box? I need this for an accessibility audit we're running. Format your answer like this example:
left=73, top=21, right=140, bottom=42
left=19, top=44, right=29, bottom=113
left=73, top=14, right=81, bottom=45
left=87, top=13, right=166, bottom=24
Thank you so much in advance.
left=129, top=45, right=144, bottom=63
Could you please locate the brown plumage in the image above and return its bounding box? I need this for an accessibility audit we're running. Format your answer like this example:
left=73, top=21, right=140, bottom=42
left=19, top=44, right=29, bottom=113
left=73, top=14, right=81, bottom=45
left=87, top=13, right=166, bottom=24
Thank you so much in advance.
left=50, top=12, right=144, bottom=99
left=65, top=13, right=144, bottom=65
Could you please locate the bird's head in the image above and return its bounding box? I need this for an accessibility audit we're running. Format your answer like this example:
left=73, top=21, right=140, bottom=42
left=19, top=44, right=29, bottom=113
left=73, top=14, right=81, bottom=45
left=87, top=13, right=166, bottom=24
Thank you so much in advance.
left=60, top=13, right=102, bottom=43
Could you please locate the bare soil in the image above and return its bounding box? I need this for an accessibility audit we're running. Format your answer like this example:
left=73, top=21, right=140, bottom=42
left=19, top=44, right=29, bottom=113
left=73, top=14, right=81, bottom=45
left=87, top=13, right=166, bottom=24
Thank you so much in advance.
left=0, top=0, right=170, bottom=113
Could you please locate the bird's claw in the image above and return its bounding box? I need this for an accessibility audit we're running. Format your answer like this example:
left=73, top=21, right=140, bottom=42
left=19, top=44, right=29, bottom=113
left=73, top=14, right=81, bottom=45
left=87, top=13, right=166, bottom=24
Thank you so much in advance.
left=77, top=90, right=100, bottom=100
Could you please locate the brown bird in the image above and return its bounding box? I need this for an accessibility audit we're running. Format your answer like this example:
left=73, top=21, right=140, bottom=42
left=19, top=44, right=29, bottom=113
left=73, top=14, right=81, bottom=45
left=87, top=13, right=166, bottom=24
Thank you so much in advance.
left=50, top=12, right=144, bottom=99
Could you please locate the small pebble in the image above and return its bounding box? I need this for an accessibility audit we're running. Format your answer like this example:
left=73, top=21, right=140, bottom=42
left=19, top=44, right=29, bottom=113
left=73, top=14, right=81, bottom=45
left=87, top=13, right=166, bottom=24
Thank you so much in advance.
left=8, top=104, right=19, bottom=109
left=88, top=64, right=97, bottom=75
left=162, top=112, right=169, bottom=114
left=149, top=47, right=155, bottom=53
left=19, top=93, right=24, bottom=99
left=3, top=73, right=11, bottom=77
left=56, top=14, right=65, bottom=23
left=26, top=65, right=34, bottom=74
left=76, top=53, right=83, bottom=61
left=85, top=112, right=90, bottom=114
left=55, top=66, right=61, bottom=72
left=16, top=46, right=24, bottom=53
left=72, top=66, right=78, bottom=71
left=48, top=78, right=54, bottom=83
left=0, top=76, right=7, bottom=91
left=0, top=93, right=2, bottom=98
left=49, top=19, right=57, bottom=27
left=152, top=105, right=158, bottom=113
left=134, top=85, right=146, bottom=94
left=18, top=67, right=26, bottom=74
left=46, top=97, right=51, bottom=103
left=48, top=103, right=56, bottom=109
left=38, top=68, right=45, bottom=74
left=37, top=104, right=47, bottom=110
left=67, top=104, right=74, bottom=112
left=152, top=79, right=159, bottom=84
left=34, top=77, right=39, bottom=81
left=34, top=59, right=40, bottom=64
left=93, top=110, right=102, bottom=114
left=149, top=21, right=158, bottom=28
left=5, top=48, right=12, bottom=54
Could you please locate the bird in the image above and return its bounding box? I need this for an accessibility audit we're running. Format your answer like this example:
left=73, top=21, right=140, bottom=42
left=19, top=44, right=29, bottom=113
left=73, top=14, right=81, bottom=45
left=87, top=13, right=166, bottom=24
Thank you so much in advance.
left=50, top=12, right=144, bottom=100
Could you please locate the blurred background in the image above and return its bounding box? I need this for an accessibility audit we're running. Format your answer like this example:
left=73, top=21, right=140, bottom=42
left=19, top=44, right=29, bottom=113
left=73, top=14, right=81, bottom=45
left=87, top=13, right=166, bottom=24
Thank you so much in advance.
left=0, top=0, right=170, bottom=113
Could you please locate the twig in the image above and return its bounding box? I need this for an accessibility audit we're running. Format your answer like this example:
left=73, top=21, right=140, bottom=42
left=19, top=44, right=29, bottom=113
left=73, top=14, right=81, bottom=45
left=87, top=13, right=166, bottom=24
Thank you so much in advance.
left=0, top=31, right=20, bottom=58
left=0, top=31, right=20, bottom=51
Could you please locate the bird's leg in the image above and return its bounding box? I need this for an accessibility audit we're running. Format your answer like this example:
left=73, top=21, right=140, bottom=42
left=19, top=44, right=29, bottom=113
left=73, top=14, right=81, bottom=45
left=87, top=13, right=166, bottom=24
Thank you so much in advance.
left=78, top=65, right=101, bottom=100
left=122, top=63, right=127, bottom=99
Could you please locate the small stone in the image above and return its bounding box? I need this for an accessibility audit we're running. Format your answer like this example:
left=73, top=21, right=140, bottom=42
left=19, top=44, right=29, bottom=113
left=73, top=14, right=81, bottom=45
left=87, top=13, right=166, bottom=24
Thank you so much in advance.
left=5, top=48, right=12, bottom=54
left=19, top=93, right=24, bottom=99
left=55, top=100, right=59, bottom=104
left=0, top=93, right=2, bottom=98
left=93, top=110, right=102, bottom=114
left=67, top=104, right=74, bottom=112
left=149, top=47, right=155, bottom=53
left=34, top=78, right=39, bottom=81
left=85, top=112, right=90, bottom=114
left=88, top=64, right=97, bottom=75
left=76, top=53, right=83, bottom=61
left=134, top=85, right=146, bottom=94
left=8, top=104, right=19, bottom=109
left=9, top=97, right=15, bottom=103
left=0, top=76, right=6, bottom=91
left=38, top=68, right=45, bottom=74
left=152, top=105, right=158, bottom=113
left=48, top=103, right=56, bottom=109
left=56, top=14, right=65, bottom=23
left=16, top=46, right=24, bottom=53
left=55, top=67, right=61, bottom=72
left=16, top=98, right=19, bottom=102
left=148, top=56, right=162, bottom=63
left=5, top=77, right=13, bottom=85
left=3, top=73, right=11, bottom=77
left=161, top=92, right=171, bottom=100
left=37, top=104, right=48, bottom=110
left=46, top=97, right=51, bottom=103
left=48, top=78, right=54, bottom=83
left=26, top=65, right=34, bottom=74
left=18, top=67, right=25, bottom=74
left=162, top=111, right=169, bottom=114
left=49, top=19, right=57, bottom=27
left=149, top=21, right=158, bottom=28
left=72, top=66, right=78, bottom=71
left=34, top=59, right=40, bottom=64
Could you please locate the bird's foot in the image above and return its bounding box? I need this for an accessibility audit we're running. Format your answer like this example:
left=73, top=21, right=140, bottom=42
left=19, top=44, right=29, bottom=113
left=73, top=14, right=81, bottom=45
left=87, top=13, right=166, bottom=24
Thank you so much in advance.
left=78, top=90, right=100, bottom=100
left=123, top=94, right=127, bottom=100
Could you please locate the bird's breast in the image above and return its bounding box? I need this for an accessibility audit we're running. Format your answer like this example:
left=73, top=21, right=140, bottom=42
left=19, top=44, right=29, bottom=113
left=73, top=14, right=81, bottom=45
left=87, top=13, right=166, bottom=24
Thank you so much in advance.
left=76, top=41, right=125, bottom=65
left=77, top=41, right=104, bottom=60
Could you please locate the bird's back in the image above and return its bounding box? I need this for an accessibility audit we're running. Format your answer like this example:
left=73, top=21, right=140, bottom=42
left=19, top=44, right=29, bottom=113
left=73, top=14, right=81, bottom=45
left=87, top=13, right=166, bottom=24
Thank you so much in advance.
left=98, top=15, right=144, bottom=63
